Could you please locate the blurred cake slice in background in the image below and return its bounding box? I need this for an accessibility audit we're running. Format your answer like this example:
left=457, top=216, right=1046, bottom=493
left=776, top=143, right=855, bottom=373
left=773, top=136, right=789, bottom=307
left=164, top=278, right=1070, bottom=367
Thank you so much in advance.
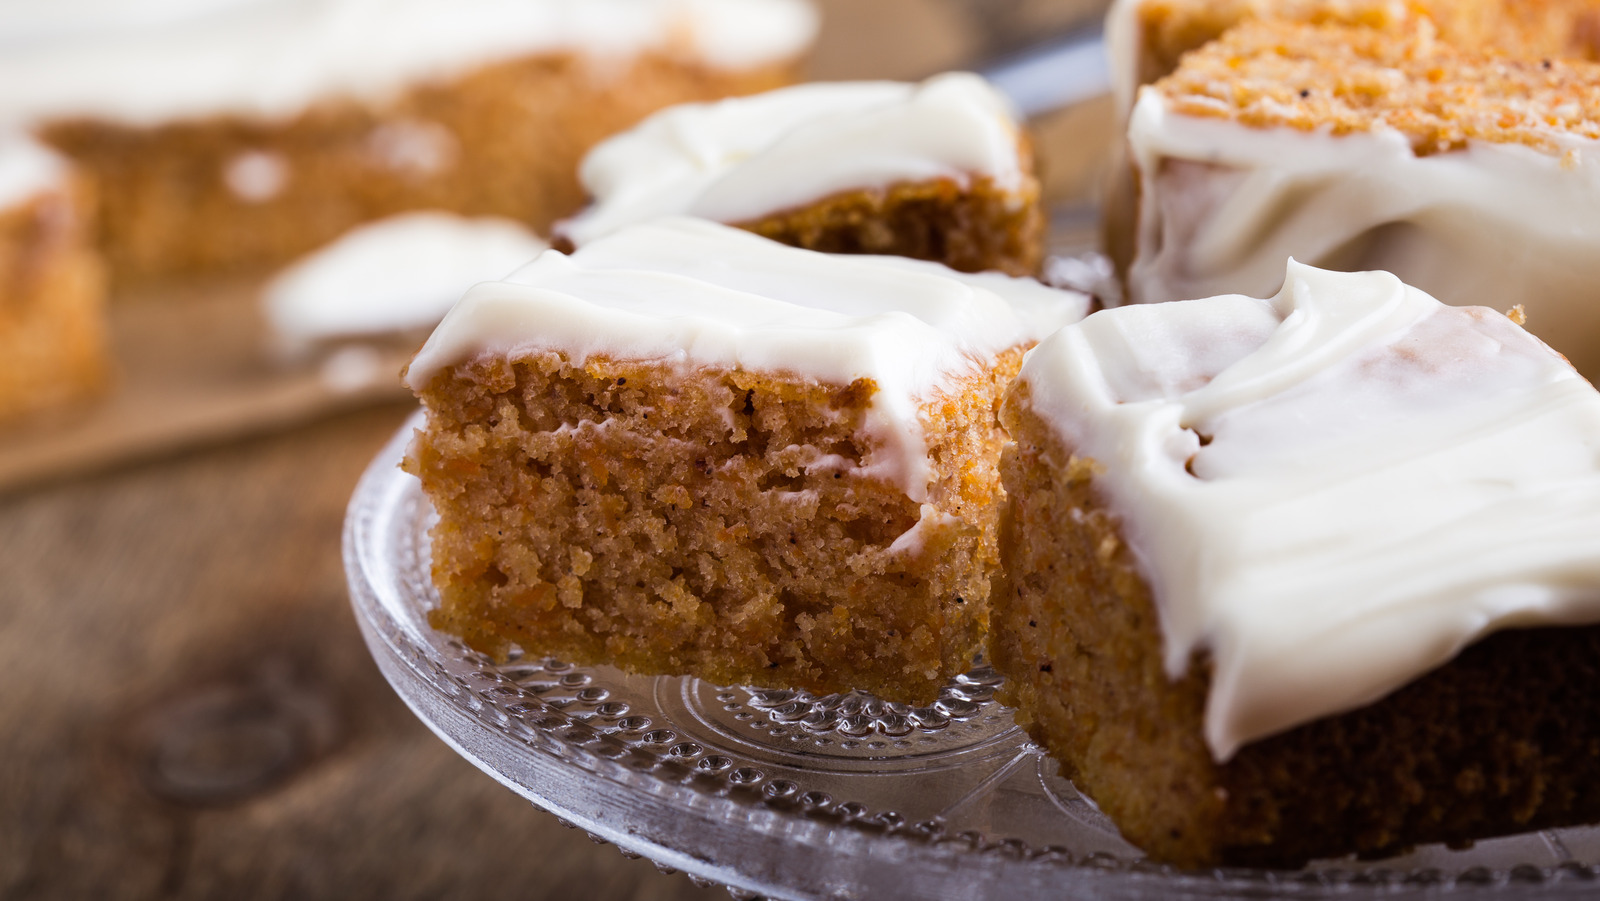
left=553, top=73, right=1045, bottom=276
left=1123, top=18, right=1600, bottom=377
left=0, top=133, right=107, bottom=424
left=3, top=0, right=817, bottom=285
left=263, top=211, right=547, bottom=356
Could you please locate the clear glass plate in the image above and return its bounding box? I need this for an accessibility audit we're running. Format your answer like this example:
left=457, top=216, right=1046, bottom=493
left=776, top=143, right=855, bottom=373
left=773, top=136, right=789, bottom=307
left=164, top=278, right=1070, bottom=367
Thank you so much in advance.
left=345, top=413, right=1600, bottom=900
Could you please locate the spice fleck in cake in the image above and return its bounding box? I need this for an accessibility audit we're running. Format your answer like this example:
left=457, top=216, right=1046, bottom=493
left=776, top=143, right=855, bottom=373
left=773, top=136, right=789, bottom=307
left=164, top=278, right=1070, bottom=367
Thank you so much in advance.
left=553, top=73, right=1044, bottom=276
left=405, top=218, right=1088, bottom=704
left=995, top=260, right=1600, bottom=867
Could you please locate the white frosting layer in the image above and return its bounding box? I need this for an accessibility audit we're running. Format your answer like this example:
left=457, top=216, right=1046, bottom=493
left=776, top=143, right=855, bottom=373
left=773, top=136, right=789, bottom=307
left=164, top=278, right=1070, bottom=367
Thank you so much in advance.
left=1020, top=260, right=1600, bottom=760
left=0, top=132, right=69, bottom=209
left=556, top=73, right=1026, bottom=247
left=1126, top=90, right=1600, bottom=376
left=0, top=0, right=818, bottom=127
left=263, top=211, right=548, bottom=347
left=407, top=218, right=1089, bottom=502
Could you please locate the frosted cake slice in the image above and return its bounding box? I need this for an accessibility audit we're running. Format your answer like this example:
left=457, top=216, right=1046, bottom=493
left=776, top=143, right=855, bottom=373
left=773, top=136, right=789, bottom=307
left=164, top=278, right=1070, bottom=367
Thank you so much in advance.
left=994, top=260, right=1600, bottom=867
left=404, top=218, right=1088, bottom=704
left=552, top=73, right=1044, bottom=276
left=1124, top=18, right=1600, bottom=377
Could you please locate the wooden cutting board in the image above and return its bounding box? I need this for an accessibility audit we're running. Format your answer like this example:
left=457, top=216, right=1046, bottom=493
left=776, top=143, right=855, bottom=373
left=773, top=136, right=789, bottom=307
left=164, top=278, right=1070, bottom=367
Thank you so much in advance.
left=0, top=272, right=416, bottom=495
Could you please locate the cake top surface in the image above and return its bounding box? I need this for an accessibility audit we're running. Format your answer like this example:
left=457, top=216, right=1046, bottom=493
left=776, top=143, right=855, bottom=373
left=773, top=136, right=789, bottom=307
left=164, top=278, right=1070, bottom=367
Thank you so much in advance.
left=0, top=0, right=818, bottom=127
left=1106, top=0, right=1413, bottom=111
left=555, top=73, right=1027, bottom=247
left=264, top=211, right=548, bottom=348
left=1108, top=0, right=1600, bottom=102
left=1149, top=17, right=1600, bottom=154
left=1017, top=259, right=1600, bottom=759
left=0, top=131, right=68, bottom=208
left=406, top=217, right=1090, bottom=501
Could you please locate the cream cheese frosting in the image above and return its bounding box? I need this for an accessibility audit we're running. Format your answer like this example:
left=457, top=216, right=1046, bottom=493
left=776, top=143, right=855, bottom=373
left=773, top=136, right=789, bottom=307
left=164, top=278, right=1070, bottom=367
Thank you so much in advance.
left=406, top=217, right=1090, bottom=502
left=554, top=73, right=1027, bottom=247
left=263, top=211, right=548, bottom=348
left=1018, top=259, right=1600, bottom=760
left=0, top=0, right=818, bottom=128
left=0, top=132, right=69, bottom=209
left=1125, top=90, right=1600, bottom=376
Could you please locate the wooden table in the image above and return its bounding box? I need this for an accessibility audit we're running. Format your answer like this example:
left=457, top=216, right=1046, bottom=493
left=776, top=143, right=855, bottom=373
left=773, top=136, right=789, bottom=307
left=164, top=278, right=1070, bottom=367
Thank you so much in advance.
left=0, top=2, right=1112, bottom=896
left=2, top=404, right=736, bottom=900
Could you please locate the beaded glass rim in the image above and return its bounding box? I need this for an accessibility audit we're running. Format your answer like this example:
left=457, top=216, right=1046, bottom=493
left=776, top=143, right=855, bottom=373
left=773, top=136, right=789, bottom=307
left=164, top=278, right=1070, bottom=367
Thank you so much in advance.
left=345, top=412, right=1600, bottom=900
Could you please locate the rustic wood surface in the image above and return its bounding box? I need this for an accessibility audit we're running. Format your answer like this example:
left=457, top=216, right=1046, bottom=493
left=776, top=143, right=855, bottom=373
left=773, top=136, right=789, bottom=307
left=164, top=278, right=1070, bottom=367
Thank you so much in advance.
left=1, top=405, right=732, bottom=901
left=0, top=272, right=414, bottom=495
left=0, top=2, right=1112, bottom=897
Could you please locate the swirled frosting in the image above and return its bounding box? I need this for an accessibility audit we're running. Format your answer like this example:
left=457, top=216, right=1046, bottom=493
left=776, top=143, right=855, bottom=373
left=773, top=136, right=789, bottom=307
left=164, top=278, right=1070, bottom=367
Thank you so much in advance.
left=406, top=217, right=1090, bottom=502
left=1018, top=259, right=1600, bottom=760
left=554, top=73, right=1026, bottom=247
left=0, top=0, right=818, bottom=127
left=1125, top=90, right=1600, bottom=376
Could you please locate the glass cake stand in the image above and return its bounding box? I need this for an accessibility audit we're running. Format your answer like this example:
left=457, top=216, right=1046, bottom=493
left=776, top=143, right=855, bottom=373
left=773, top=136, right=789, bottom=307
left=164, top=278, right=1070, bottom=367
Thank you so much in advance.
left=346, top=414, right=1600, bottom=900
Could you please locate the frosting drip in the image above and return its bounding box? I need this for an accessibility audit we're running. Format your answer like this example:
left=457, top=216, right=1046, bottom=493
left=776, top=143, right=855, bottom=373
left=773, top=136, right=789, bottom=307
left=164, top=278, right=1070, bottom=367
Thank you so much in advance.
left=556, top=73, right=1026, bottom=247
left=1020, top=260, right=1600, bottom=760
left=406, top=217, right=1089, bottom=502
left=1126, top=90, right=1600, bottom=376
left=0, top=0, right=818, bottom=127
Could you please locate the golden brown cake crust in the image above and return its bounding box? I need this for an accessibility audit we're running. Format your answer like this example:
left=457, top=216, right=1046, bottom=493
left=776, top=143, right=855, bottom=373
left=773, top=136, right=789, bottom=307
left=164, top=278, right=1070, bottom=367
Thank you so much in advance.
left=44, top=53, right=798, bottom=286
left=994, top=383, right=1600, bottom=868
left=408, top=348, right=1023, bottom=706
left=1154, top=18, right=1600, bottom=154
left=1129, top=0, right=1600, bottom=90
left=0, top=176, right=109, bottom=422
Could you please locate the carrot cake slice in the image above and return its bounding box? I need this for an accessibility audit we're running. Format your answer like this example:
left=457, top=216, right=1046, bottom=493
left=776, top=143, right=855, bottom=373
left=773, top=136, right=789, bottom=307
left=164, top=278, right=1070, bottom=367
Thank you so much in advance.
left=1099, top=0, right=1600, bottom=282
left=0, top=133, right=107, bottom=423
left=403, top=218, right=1089, bottom=705
left=4, top=0, right=816, bottom=284
left=552, top=73, right=1044, bottom=276
left=1123, top=18, right=1600, bottom=377
left=995, top=259, right=1600, bottom=868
